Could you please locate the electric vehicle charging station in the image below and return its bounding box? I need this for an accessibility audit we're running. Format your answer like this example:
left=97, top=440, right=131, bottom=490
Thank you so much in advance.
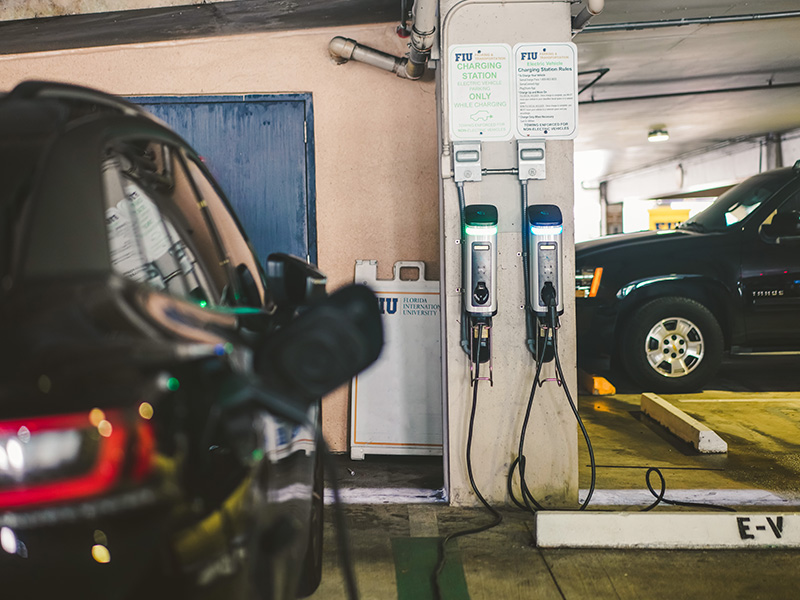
left=463, top=204, right=498, bottom=321
left=433, top=0, right=800, bottom=556
left=462, top=204, right=498, bottom=370
left=527, top=204, right=563, bottom=319
left=438, top=0, right=580, bottom=507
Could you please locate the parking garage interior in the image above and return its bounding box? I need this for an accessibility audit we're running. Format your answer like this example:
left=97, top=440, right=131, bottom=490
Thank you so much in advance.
left=3, top=1, right=800, bottom=598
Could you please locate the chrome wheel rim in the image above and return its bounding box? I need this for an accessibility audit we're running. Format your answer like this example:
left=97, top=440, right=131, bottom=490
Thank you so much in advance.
left=644, top=316, right=704, bottom=378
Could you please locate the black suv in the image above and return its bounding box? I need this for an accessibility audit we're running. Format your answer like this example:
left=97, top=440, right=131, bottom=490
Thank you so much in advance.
left=576, top=161, right=800, bottom=392
left=0, top=81, right=381, bottom=599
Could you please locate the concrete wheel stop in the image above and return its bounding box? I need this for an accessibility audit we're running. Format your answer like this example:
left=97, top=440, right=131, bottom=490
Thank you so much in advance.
left=640, top=392, right=728, bottom=453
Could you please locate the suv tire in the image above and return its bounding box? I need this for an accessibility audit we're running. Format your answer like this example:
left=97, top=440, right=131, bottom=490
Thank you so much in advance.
left=621, top=296, right=723, bottom=393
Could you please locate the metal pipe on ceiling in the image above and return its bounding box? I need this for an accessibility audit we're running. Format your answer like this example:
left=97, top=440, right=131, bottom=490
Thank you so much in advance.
left=572, top=0, right=605, bottom=32
left=406, top=0, right=437, bottom=79
left=579, top=81, right=800, bottom=105
left=582, top=10, right=800, bottom=33
left=578, top=68, right=610, bottom=94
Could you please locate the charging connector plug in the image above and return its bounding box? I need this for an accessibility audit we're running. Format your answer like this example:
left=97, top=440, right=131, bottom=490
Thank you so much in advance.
left=541, top=281, right=559, bottom=329
left=469, top=316, right=493, bottom=381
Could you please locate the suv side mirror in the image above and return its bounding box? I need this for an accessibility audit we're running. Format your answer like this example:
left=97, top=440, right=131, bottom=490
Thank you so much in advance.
left=255, top=284, right=383, bottom=400
left=265, top=253, right=327, bottom=310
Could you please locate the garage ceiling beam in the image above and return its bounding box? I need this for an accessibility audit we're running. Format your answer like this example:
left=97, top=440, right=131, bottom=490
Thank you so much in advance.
left=582, top=10, right=800, bottom=33
left=0, top=0, right=398, bottom=56
left=579, top=80, right=800, bottom=105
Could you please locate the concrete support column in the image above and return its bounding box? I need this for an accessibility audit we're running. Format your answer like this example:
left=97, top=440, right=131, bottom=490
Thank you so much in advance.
left=765, top=133, right=784, bottom=170
left=438, top=0, right=578, bottom=507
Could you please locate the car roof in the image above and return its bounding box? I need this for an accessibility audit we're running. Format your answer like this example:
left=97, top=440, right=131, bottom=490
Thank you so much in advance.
left=0, top=81, right=188, bottom=286
left=2, top=80, right=154, bottom=120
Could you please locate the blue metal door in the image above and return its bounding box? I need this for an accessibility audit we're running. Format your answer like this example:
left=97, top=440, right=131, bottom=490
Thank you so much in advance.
left=133, top=95, right=317, bottom=264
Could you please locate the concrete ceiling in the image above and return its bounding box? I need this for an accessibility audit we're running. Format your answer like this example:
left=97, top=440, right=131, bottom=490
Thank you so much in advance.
left=1, top=1, right=799, bottom=183
left=575, top=0, right=800, bottom=181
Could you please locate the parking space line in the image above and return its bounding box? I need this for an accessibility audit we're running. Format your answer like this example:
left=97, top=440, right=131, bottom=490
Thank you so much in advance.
left=579, top=488, right=800, bottom=507
left=409, top=505, right=440, bottom=537
left=678, top=398, right=800, bottom=403
left=392, top=537, right=470, bottom=600
left=324, top=487, right=444, bottom=504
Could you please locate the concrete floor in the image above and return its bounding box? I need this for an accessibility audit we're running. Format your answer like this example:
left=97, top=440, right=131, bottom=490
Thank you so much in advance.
left=309, top=504, right=800, bottom=599
left=578, top=390, right=800, bottom=502
left=311, top=374, right=800, bottom=599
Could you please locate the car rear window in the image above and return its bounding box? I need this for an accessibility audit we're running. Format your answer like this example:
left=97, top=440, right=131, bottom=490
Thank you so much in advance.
left=101, top=141, right=222, bottom=306
left=101, top=138, right=267, bottom=310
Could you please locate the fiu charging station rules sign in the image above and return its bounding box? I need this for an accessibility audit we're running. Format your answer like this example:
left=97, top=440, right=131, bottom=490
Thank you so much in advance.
left=449, top=42, right=578, bottom=141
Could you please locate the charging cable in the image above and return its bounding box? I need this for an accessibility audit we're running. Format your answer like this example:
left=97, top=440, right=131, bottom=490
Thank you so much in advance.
left=508, top=289, right=597, bottom=512
left=641, top=467, right=736, bottom=512
left=433, top=323, right=502, bottom=600
left=456, top=181, right=472, bottom=358
left=322, top=447, right=361, bottom=600
left=520, top=181, right=538, bottom=355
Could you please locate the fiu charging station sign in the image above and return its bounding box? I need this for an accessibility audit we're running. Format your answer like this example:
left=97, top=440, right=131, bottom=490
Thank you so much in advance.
left=449, top=42, right=578, bottom=141
left=449, top=44, right=514, bottom=140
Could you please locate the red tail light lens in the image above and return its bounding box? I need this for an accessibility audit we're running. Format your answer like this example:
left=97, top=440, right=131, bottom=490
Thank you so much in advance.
left=0, top=410, right=154, bottom=509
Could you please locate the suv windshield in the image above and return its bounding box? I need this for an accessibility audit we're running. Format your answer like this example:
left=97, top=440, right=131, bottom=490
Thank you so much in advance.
left=679, top=170, right=795, bottom=233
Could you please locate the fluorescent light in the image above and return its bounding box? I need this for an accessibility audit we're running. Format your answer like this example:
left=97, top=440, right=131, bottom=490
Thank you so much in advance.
left=648, top=129, right=669, bottom=142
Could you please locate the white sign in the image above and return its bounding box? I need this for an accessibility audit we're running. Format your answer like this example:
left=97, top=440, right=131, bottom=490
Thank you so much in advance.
left=536, top=512, right=800, bottom=549
left=448, top=44, right=513, bottom=141
left=514, top=42, right=578, bottom=139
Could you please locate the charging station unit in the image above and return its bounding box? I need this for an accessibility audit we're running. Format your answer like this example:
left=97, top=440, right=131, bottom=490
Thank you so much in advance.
left=527, top=204, right=563, bottom=318
left=463, top=204, right=498, bottom=320
left=462, top=204, right=498, bottom=368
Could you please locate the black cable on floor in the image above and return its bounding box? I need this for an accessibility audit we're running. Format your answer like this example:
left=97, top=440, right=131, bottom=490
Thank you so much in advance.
left=433, top=324, right=502, bottom=600
left=641, top=466, right=736, bottom=512
left=322, top=447, right=361, bottom=600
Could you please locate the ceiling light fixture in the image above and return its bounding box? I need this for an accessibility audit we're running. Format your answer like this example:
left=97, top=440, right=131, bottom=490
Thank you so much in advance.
left=648, top=128, right=670, bottom=143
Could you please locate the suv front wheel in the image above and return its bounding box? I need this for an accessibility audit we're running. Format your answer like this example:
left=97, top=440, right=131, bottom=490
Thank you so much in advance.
left=620, top=296, right=723, bottom=393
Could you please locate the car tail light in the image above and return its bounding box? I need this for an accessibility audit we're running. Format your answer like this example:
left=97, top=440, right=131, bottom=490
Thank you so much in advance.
left=0, top=409, right=155, bottom=510
left=575, top=267, right=603, bottom=298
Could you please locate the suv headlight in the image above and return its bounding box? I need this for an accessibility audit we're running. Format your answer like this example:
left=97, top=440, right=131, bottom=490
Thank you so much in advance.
left=575, top=267, right=603, bottom=298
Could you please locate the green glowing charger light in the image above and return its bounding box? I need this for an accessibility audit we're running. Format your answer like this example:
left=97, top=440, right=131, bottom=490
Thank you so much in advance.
left=465, top=224, right=498, bottom=235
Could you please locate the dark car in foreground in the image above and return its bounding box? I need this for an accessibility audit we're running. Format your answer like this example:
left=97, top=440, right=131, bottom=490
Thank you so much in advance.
left=0, top=81, right=381, bottom=598
left=576, top=161, right=800, bottom=392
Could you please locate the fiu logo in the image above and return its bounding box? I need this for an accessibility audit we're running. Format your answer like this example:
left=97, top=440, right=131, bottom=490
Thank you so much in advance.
left=519, top=51, right=539, bottom=60
left=378, top=297, right=397, bottom=315
left=454, top=52, right=473, bottom=62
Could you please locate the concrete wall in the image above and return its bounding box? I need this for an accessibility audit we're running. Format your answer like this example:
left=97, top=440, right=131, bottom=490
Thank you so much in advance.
left=0, top=24, right=439, bottom=452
